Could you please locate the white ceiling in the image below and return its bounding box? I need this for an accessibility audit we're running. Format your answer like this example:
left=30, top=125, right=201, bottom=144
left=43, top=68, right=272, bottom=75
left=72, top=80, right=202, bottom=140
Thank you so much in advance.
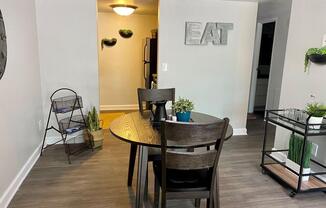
left=97, top=0, right=158, bottom=15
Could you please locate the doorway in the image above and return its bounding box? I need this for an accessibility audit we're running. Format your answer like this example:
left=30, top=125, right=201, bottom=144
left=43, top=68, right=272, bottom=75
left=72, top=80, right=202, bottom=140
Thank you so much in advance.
left=97, top=0, right=159, bottom=111
left=248, top=21, right=276, bottom=118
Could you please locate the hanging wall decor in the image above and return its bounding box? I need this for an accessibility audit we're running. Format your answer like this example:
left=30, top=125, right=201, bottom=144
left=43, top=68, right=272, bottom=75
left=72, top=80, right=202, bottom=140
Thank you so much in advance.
left=304, top=47, right=326, bottom=72
left=119, top=29, right=133, bottom=38
left=0, top=10, right=7, bottom=80
left=185, top=22, right=233, bottom=45
left=101, top=38, right=117, bottom=49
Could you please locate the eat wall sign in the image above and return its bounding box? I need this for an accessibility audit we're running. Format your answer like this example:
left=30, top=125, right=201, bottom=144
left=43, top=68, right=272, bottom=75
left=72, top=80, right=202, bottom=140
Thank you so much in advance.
left=185, top=22, right=233, bottom=45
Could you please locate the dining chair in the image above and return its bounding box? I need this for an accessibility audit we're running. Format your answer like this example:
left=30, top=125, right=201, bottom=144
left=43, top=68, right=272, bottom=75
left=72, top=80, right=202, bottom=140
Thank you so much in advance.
left=127, top=88, right=175, bottom=186
left=153, top=118, right=229, bottom=208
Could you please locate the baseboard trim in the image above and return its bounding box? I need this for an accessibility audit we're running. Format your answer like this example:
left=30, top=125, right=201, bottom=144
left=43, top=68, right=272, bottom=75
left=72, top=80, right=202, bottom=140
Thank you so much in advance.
left=0, top=142, right=42, bottom=208
left=100, top=104, right=139, bottom=111
left=233, top=128, right=247, bottom=136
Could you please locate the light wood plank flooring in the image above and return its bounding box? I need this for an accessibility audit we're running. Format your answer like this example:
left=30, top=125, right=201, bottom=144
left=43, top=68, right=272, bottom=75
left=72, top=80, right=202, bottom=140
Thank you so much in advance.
left=9, top=113, right=326, bottom=207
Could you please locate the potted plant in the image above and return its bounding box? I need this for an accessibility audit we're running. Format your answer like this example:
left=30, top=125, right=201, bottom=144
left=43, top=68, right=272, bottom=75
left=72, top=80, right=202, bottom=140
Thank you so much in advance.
left=119, top=29, right=133, bottom=38
left=304, top=47, right=326, bottom=72
left=306, top=102, right=326, bottom=129
left=286, top=134, right=313, bottom=181
left=172, top=97, right=194, bottom=122
left=101, top=38, right=117, bottom=49
left=86, top=107, right=104, bottom=149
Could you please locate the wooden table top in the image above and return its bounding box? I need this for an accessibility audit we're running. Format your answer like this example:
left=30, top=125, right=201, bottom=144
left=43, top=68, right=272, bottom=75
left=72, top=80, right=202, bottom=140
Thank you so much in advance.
left=109, top=111, right=233, bottom=148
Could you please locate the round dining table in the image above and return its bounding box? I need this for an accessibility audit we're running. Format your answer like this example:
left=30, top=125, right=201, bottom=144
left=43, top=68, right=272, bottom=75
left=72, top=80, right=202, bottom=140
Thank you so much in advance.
left=109, top=111, right=233, bottom=208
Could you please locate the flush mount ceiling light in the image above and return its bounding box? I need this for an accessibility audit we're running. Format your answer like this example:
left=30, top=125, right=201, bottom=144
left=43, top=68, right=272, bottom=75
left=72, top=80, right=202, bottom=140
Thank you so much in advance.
left=110, top=4, right=137, bottom=16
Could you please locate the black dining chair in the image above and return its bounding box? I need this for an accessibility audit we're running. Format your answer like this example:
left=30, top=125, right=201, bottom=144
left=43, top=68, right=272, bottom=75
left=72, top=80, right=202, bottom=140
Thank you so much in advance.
left=127, top=88, right=175, bottom=186
left=153, top=118, right=229, bottom=208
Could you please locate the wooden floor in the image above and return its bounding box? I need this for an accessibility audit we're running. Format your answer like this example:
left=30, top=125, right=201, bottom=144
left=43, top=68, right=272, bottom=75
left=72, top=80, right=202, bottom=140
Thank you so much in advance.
left=9, top=113, right=326, bottom=208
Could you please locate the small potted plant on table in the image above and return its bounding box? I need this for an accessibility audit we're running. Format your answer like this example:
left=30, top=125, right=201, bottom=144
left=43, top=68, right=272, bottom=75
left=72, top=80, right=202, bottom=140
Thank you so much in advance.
left=306, top=103, right=326, bottom=130
left=86, top=107, right=104, bottom=149
left=172, top=97, right=194, bottom=122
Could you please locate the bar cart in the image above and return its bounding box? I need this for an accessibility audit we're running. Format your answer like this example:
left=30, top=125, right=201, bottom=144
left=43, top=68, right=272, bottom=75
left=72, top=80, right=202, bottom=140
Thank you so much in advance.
left=261, top=109, right=326, bottom=197
left=40, top=88, right=88, bottom=164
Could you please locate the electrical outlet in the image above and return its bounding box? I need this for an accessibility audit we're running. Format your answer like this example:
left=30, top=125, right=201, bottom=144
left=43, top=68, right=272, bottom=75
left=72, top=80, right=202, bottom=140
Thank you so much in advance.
left=161, top=63, right=168, bottom=72
left=312, top=143, right=318, bottom=157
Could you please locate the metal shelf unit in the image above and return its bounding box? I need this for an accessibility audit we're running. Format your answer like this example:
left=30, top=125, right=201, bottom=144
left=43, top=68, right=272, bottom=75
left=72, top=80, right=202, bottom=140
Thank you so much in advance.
left=261, top=109, right=326, bottom=197
left=40, top=88, right=88, bottom=164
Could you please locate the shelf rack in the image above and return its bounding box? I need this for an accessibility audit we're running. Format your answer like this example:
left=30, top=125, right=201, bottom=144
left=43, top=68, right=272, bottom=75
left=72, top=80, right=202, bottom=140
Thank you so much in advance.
left=261, top=109, right=326, bottom=197
left=40, top=88, right=88, bottom=163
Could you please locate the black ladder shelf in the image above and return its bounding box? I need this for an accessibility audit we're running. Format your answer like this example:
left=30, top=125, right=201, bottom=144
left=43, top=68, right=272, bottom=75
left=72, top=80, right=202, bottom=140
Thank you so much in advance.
left=40, top=88, right=88, bottom=163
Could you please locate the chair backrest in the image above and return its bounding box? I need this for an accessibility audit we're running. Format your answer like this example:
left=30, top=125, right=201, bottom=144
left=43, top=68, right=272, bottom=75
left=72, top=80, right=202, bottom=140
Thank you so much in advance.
left=137, top=88, right=175, bottom=113
left=161, top=118, right=229, bottom=171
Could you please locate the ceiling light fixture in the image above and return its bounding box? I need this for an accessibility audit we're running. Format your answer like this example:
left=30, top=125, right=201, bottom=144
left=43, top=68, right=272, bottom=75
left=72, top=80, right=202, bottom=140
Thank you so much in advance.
left=110, top=4, right=137, bottom=16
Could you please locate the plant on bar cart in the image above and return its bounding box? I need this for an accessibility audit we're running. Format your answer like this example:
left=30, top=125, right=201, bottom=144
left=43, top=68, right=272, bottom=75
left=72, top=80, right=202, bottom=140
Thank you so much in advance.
left=286, top=134, right=313, bottom=181
left=306, top=102, right=326, bottom=130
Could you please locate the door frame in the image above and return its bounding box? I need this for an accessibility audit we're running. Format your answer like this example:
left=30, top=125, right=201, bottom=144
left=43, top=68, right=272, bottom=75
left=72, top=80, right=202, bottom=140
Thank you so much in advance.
left=248, top=17, right=278, bottom=113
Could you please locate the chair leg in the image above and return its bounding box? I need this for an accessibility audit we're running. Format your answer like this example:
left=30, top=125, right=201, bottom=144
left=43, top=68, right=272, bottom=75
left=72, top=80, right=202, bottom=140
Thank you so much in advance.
left=206, top=198, right=211, bottom=208
left=195, top=199, right=201, bottom=208
left=144, top=169, right=148, bottom=201
left=128, top=144, right=137, bottom=186
left=154, top=176, right=160, bottom=208
left=161, top=192, right=166, bottom=208
left=214, top=169, right=220, bottom=208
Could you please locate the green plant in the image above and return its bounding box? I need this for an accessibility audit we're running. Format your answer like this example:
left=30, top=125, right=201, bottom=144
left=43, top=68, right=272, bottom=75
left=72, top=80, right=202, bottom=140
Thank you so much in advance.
left=306, top=102, right=326, bottom=117
left=87, top=107, right=100, bottom=132
left=119, top=29, right=133, bottom=38
left=288, top=134, right=312, bottom=169
left=304, top=47, right=326, bottom=72
left=172, top=97, right=194, bottom=113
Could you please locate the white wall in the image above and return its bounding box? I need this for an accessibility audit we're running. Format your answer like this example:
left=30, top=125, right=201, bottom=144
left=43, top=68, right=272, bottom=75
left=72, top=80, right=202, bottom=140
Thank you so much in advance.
left=0, top=0, right=43, bottom=207
left=274, top=0, right=326, bottom=165
left=35, top=0, right=99, bottom=139
left=158, top=0, right=258, bottom=132
left=257, top=0, right=292, bottom=111
left=98, top=12, right=157, bottom=109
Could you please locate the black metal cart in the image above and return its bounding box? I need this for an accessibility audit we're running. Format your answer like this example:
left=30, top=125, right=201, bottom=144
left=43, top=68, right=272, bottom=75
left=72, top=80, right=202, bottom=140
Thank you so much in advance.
left=40, top=88, right=88, bottom=163
left=261, top=109, right=326, bottom=197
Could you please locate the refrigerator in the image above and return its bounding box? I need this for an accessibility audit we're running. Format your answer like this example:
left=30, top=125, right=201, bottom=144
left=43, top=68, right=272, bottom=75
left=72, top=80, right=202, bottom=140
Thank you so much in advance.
left=143, top=37, right=157, bottom=89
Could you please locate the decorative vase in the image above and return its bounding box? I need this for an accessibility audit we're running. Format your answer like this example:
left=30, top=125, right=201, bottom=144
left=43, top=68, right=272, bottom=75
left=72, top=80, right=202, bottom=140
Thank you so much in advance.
left=87, top=129, right=104, bottom=149
left=308, top=116, right=324, bottom=130
left=101, top=38, right=117, bottom=49
left=119, top=29, right=133, bottom=38
left=308, top=54, right=326, bottom=65
left=286, top=159, right=310, bottom=181
left=176, top=111, right=191, bottom=122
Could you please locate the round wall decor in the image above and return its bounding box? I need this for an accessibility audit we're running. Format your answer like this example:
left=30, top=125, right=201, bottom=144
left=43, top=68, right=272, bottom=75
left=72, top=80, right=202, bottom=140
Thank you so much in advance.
left=0, top=10, right=7, bottom=80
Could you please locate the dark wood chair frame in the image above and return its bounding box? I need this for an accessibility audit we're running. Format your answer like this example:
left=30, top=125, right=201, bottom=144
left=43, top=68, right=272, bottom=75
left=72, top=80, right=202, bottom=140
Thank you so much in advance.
left=153, top=118, right=229, bottom=208
left=127, top=88, right=175, bottom=186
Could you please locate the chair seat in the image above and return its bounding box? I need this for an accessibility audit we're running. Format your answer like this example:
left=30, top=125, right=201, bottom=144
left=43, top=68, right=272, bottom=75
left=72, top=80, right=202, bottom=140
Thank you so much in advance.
left=153, top=161, right=211, bottom=192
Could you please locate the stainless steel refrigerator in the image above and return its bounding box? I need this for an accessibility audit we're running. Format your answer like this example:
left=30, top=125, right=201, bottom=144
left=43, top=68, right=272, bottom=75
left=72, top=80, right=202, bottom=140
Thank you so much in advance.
left=143, top=37, right=157, bottom=89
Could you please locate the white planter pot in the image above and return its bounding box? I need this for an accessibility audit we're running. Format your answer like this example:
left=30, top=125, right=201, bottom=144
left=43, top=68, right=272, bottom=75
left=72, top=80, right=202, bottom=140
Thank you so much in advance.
left=308, top=116, right=324, bottom=130
left=286, top=159, right=310, bottom=181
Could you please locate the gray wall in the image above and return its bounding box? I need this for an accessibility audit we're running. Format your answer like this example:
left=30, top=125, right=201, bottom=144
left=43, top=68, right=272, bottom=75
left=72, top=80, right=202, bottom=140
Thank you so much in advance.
left=0, top=0, right=43, bottom=206
left=158, top=0, right=258, bottom=132
left=274, top=0, right=326, bottom=165
left=35, top=0, right=99, bottom=141
left=257, top=0, right=292, bottom=111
